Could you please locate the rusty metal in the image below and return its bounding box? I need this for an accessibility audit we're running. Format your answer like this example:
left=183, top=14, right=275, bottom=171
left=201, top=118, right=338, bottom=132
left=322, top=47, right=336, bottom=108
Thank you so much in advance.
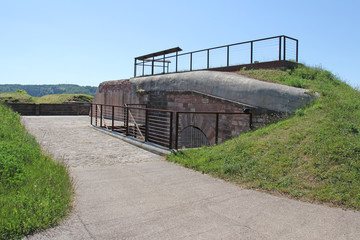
left=90, top=104, right=252, bottom=150
left=98, top=105, right=101, bottom=127
left=90, top=104, right=93, bottom=125
left=169, top=112, right=173, bottom=149
left=249, top=112, right=253, bottom=130
left=90, top=104, right=174, bottom=148
left=111, top=106, right=114, bottom=131
left=126, top=108, right=129, bottom=136
left=215, top=113, right=219, bottom=145
left=174, top=111, right=251, bottom=149
left=175, top=112, right=179, bottom=149
left=95, top=104, right=98, bottom=126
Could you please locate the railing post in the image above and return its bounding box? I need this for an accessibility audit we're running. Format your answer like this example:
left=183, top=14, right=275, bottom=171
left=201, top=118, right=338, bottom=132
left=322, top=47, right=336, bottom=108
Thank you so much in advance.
left=175, top=112, right=179, bottom=149
left=279, top=36, right=282, bottom=61
left=176, top=51, right=178, bottom=73
left=190, top=52, right=193, bottom=71
left=151, top=56, right=154, bottom=75
left=126, top=107, right=129, bottom=136
left=249, top=112, right=253, bottom=130
left=142, top=60, right=145, bottom=76
left=169, top=112, right=173, bottom=149
left=250, top=41, right=253, bottom=64
left=215, top=113, right=219, bottom=145
left=145, top=109, right=149, bottom=142
left=227, top=46, right=230, bottom=67
left=207, top=49, right=210, bottom=69
left=134, top=59, right=137, bottom=77
left=163, top=54, right=166, bottom=73
left=90, top=103, right=93, bottom=125
left=296, top=39, right=299, bottom=62
left=95, top=104, right=98, bottom=126
left=112, top=106, right=114, bottom=131
left=283, top=36, right=286, bottom=61
left=100, top=105, right=103, bottom=128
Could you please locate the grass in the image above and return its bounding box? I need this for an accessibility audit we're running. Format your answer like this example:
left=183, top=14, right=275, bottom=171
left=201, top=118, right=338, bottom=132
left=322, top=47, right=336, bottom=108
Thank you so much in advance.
left=33, top=93, right=93, bottom=104
left=167, top=64, right=360, bottom=210
left=0, top=90, right=93, bottom=104
left=0, top=91, right=33, bottom=103
left=0, top=104, right=73, bottom=239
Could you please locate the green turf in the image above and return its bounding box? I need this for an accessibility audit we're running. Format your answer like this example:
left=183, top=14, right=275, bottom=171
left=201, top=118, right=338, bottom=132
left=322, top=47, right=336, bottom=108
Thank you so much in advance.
left=168, top=64, right=360, bottom=210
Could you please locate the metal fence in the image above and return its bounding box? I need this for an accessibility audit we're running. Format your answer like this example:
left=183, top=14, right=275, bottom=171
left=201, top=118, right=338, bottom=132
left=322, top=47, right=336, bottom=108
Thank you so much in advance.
left=134, top=35, right=298, bottom=77
left=91, top=104, right=173, bottom=148
left=91, top=103, right=252, bottom=150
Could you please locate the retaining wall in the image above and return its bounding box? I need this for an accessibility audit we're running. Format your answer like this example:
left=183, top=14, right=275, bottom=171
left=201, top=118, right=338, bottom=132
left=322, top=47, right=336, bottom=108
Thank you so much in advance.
left=6, top=102, right=91, bottom=115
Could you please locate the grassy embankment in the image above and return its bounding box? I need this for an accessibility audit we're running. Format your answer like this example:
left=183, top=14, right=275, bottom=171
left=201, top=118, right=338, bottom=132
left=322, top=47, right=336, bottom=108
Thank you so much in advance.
left=0, top=90, right=93, bottom=104
left=168, top=64, right=360, bottom=210
left=0, top=104, right=73, bottom=239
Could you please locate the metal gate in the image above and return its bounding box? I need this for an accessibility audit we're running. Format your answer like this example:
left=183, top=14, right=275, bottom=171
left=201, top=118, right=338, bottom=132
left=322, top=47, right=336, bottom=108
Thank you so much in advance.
left=178, top=125, right=210, bottom=149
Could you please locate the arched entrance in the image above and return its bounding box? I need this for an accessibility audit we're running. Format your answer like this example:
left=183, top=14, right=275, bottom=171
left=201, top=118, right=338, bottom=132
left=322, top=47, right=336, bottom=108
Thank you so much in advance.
left=178, top=125, right=210, bottom=148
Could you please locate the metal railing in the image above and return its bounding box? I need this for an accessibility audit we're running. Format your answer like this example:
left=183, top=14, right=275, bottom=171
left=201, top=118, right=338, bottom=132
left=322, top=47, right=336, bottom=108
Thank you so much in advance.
left=91, top=103, right=252, bottom=149
left=134, top=35, right=298, bottom=77
left=91, top=104, right=173, bottom=148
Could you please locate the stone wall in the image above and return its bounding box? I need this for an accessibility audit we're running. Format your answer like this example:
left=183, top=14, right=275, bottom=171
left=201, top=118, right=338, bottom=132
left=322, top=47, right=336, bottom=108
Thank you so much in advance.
left=6, top=102, right=91, bottom=116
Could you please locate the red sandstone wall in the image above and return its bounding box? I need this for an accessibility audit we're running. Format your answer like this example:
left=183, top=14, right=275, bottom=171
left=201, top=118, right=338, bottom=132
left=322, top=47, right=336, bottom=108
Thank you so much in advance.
left=165, top=93, right=250, bottom=146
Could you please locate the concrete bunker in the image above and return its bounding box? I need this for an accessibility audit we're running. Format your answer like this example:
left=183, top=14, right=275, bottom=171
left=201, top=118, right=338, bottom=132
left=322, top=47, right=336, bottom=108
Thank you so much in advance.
left=92, top=36, right=315, bottom=149
left=93, top=70, right=317, bottom=149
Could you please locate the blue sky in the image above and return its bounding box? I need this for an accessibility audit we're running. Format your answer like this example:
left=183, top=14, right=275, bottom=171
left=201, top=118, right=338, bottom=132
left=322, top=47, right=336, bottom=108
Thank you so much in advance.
left=1, top=0, right=359, bottom=88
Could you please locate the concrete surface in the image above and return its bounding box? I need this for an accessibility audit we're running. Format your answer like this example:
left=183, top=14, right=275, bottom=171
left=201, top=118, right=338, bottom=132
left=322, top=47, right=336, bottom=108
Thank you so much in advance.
left=22, top=116, right=360, bottom=240
left=131, top=71, right=317, bottom=113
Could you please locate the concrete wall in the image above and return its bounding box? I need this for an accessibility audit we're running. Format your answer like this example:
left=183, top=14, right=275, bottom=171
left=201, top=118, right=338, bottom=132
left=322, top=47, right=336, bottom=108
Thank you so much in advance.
left=6, top=102, right=91, bottom=115
left=131, top=71, right=317, bottom=113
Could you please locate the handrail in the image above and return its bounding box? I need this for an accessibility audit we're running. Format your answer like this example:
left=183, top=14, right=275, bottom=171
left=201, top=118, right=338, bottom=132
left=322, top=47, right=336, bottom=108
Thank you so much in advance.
left=134, top=35, right=298, bottom=77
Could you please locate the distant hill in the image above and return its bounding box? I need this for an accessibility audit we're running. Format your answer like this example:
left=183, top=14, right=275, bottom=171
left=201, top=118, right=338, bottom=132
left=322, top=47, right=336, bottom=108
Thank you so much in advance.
left=0, top=84, right=97, bottom=97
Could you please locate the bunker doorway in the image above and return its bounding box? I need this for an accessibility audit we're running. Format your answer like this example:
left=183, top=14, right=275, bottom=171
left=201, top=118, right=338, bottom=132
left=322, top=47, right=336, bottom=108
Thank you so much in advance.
left=178, top=125, right=210, bottom=149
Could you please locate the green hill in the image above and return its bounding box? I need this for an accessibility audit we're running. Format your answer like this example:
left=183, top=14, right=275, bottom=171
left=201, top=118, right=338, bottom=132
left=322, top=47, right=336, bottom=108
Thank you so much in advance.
left=0, top=84, right=97, bottom=97
left=168, top=64, right=360, bottom=210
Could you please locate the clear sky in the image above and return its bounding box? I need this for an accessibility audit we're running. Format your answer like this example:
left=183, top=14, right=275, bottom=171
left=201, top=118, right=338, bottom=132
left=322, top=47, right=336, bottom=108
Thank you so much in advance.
left=1, top=0, right=359, bottom=88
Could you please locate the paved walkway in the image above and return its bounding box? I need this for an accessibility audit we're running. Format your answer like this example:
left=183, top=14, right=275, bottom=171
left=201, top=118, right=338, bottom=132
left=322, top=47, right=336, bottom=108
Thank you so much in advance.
left=23, top=116, right=360, bottom=240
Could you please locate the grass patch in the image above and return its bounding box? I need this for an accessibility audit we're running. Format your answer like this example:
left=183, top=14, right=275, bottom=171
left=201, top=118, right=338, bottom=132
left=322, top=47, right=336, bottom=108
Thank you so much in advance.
left=33, top=94, right=93, bottom=104
left=0, top=90, right=33, bottom=103
left=0, top=90, right=93, bottom=104
left=168, top=64, right=360, bottom=210
left=0, top=104, right=73, bottom=239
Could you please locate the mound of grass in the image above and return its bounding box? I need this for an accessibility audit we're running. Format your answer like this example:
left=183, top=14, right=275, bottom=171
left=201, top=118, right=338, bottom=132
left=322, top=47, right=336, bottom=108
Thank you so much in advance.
left=168, top=64, right=360, bottom=210
left=0, top=90, right=33, bottom=103
left=0, top=104, right=73, bottom=239
left=33, top=94, right=93, bottom=103
left=0, top=91, right=93, bottom=104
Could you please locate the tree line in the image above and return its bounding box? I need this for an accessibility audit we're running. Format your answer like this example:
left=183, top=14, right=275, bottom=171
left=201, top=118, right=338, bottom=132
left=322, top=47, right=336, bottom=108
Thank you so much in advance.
left=0, top=84, right=97, bottom=97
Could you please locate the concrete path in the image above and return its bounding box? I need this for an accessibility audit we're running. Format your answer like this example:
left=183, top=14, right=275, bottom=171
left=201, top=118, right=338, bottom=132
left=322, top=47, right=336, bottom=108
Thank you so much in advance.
left=23, top=116, right=360, bottom=240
